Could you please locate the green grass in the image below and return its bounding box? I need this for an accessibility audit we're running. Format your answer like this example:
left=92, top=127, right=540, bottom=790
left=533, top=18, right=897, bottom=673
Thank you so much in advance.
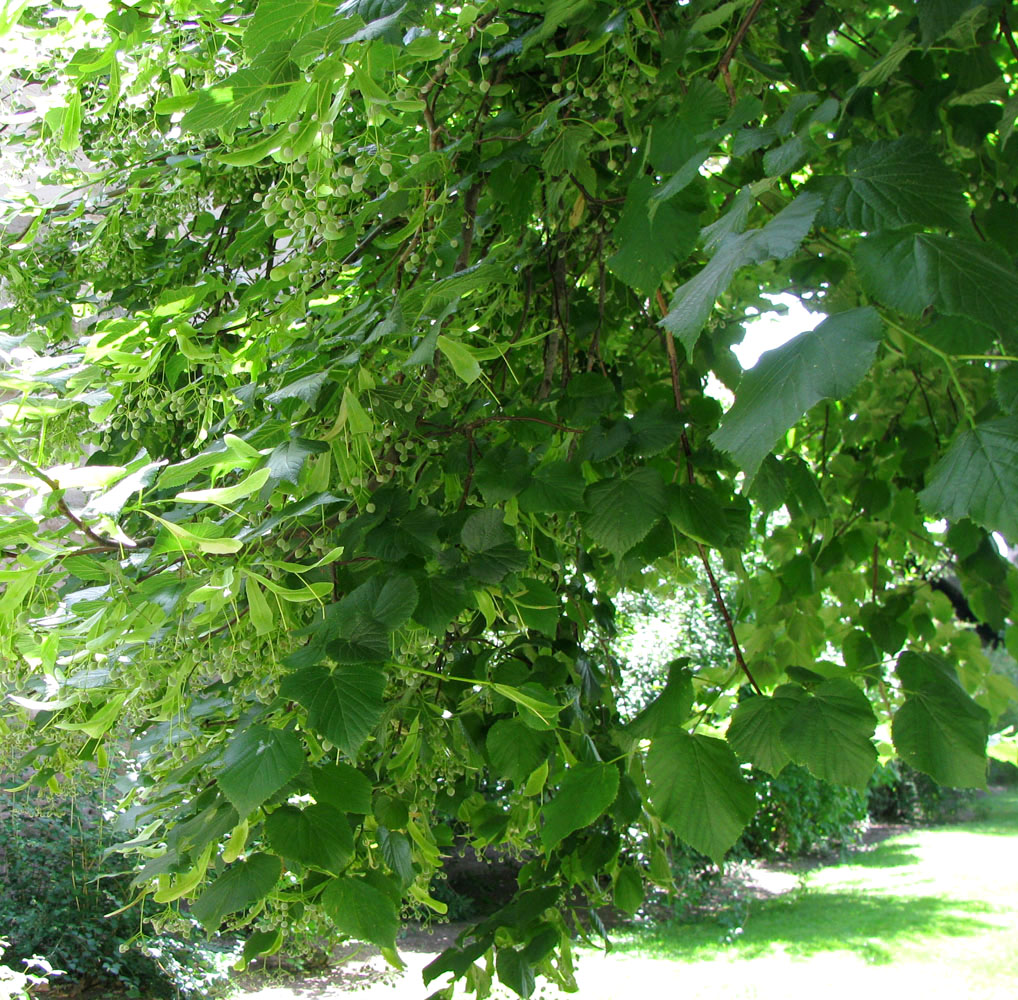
left=599, top=790, right=1018, bottom=1000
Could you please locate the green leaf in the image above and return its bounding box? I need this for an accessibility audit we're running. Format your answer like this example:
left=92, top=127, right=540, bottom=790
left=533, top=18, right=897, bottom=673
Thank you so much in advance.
left=312, top=761, right=373, bottom=814
left=816, top=139, right=968, bottom=231
left=413, top=574, right=466, bottom=635
left=218, top=725, right=304, bottom=820
left=462, top=508, right=513, bottom=552
left=244, top=0, right=335, bottom=57
left=321, top=876, right=399, bottom=951
left=280, top=665, right=385, bottom=756
left=145, top=515, right=244, bottom=555
left=496, top=949, right=536, bottom=999
left=182, top=46, right=297, bottom=133
left=486, top=718, right=553, bottom=785
left=518, top=462, right=587, bottom=514
left=726, top=686, right=805, bottom=775
left=919, top=417, right=1018, bottom=542
left=892, top=651, right=989, bottom=788
left=265, top=803, right=354, bottom=872
left=244, top=576, right=274, bottom=635
left=437, top=335, right=482, bottom=384
left=583, top=468, right=666, bottom=556
left=613, top=865, right=644, bottom=916
left=539, top=763, right=619, bottom=850
left=662, top=193, right=821, bottom=353
left=512, top=578, right=560, bottom=634
left=177, top=467, right=272, bottom=504
left=191, top=854, right=282, bottom=932
left=646, top=731, right=755, bottom=863
left=667, top=483, right=731, bottom=548
left=711, top=308, right=883, bottom=474
left=855, top=231, right=1018, bottom=336
left=780, top=679, right=877, bottom=789
left=266, top=438, right=328, bottom=486
left=378, top=826, right=415, bottom=887
left=996, top=366, right=1018, bottom=415
left=608, top=177, right=700, bottom=295
left=628, top=662, right=693, bottom=740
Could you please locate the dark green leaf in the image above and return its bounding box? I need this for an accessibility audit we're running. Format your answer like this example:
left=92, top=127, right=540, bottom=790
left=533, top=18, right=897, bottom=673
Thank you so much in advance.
left=583, top=468, right=666, bottom=557
left=647, top=731, right=755, bottom=864
left=486, top=718, right=553, bottom=785
left=191, top=854, right=282, bottom=932
left=280, top=665, right=385, bottom=756
left=726, top=686, right=805, bottom=775
left=321, top=876, right=399, bottom=951
left=312, top=762, right=373, bottom=813
left=855, top=231, right=1018, bottom=336
left=711, top=308, right=882, bottom=474
left=780, top=678, right=877, bottom=789
left=816, top=139, right=969, bottom=230
left=539, top=763, right=619, bottom=850
left=218, top=725, right=304, bottom=820
left=919, top=416, right=1018, bottom=542
left=496, top=949, right=535, bottom=999
left=892, top=651, right=989, bottom=788
left=265, top=803, right=354, bottom=872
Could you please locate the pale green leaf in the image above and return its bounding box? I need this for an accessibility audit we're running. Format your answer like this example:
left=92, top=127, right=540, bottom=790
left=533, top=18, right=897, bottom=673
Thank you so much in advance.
left=176, top=467, right=271, bottom=504
left=437, top=335, right=482, bottom=384
left=662, top=193, right=821, bottom=353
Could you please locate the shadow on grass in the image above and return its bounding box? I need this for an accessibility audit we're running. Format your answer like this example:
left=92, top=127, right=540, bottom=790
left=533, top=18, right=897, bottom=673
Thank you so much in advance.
left=621, top=891, right=998, bottom=965
left=842, top=845, right=921, bottom=869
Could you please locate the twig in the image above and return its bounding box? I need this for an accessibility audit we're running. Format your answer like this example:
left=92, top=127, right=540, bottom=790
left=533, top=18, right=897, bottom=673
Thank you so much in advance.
left=0, top=442, right=120, bottom=549
left=655, top=291, right=762, bottom=695
left=709, top=0, right=766, bottom=85
left=1001, top=10, right=1018, bottom=64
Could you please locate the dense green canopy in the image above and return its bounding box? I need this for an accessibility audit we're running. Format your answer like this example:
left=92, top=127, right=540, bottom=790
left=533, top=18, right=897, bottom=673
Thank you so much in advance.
left=1, top=0, right=1017, bottom=995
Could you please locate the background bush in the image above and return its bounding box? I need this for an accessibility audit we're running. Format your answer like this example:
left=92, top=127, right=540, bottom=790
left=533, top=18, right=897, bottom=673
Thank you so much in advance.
left=0, top=779, right=234, bottom=998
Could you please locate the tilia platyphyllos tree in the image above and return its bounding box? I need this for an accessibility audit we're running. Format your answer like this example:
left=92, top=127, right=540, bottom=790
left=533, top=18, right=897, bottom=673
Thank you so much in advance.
left=1, top=1, right=1017, bottom=995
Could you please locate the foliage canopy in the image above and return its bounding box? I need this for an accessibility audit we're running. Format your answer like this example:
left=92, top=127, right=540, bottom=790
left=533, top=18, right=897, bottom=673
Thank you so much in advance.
left=2, top=0, right=1018, bottom=995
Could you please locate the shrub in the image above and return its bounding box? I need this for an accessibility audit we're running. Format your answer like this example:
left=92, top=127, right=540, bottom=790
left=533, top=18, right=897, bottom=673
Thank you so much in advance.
left=739, top=765, right=868, bottom=858
left=0, top=781, right=234, bottom=998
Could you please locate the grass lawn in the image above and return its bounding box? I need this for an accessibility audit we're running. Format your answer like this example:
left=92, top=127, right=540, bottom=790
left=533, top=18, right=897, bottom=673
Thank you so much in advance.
left=233, top=790, right=1018, bottom=999
left=597, top=789, right=1018, bottom=1000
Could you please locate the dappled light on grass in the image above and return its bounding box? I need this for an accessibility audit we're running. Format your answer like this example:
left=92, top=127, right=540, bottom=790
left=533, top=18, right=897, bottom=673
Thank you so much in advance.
left=600, top=791, right=1018, bottom=1000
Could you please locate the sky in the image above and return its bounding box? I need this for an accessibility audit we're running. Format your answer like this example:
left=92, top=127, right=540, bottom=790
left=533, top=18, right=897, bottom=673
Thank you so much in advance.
left=733, top=293, right=824, bottom=369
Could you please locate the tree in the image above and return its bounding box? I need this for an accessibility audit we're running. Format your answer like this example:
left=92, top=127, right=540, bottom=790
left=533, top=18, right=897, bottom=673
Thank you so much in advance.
left=1, top=0, right=1017, bottom=994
